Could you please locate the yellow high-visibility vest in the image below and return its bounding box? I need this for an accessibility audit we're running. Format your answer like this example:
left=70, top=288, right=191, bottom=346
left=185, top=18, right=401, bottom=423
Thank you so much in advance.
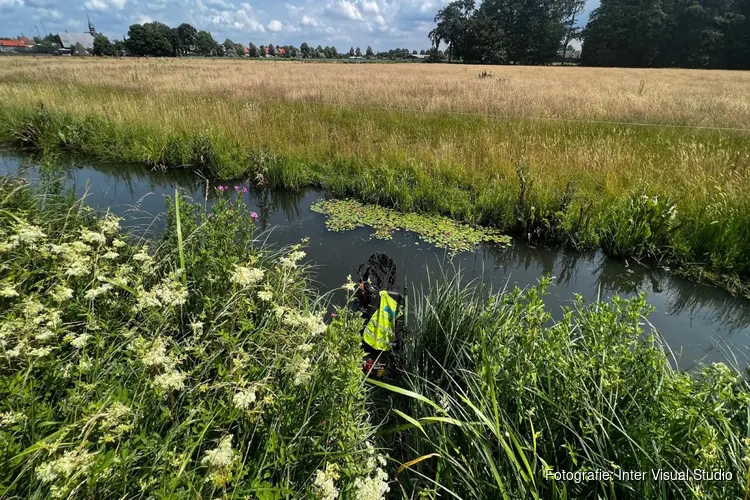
left=363, top=291, right=399, bottom=351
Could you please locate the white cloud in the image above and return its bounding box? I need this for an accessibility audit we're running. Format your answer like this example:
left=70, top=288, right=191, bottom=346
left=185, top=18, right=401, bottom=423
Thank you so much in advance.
left=267, top=19, right=282, bottom=31
left=301, top=15, right=318, bottom=27
left=84, top=0, right=126, bottom=11
left=325, top=0, right=363, bottom=21
left=0, top=0, right=24, bottom=6
left=361, top=0, right=379, bottom=14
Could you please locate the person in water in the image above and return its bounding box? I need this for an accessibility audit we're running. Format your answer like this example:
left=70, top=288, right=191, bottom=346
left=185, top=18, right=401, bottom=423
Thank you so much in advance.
left=355, top=270, right=404, bottom=356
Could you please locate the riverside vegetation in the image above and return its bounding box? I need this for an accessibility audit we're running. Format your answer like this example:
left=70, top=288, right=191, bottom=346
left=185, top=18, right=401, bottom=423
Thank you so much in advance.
left=2, top=177, right=750, bottom=498
left=1, top=58, right=750, bottom=295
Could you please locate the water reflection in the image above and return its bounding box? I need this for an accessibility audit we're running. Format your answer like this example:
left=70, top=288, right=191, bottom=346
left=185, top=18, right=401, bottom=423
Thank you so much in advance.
left=2, top=150, right=749, bottom=368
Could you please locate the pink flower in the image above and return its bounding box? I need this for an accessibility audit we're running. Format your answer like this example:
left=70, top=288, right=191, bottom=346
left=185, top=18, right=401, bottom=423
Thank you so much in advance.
left=217, top=185, right=228, bottom=193
left=242, top=187, right=249, bottom=193
left=250, top=212, right=259, bottom=221
left=330, top=312, right=337, bottom=318
left=234, top=185, right=241, bottom=192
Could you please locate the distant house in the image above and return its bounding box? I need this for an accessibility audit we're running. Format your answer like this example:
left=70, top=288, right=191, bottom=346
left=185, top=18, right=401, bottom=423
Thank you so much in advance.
left=263, top=46, right=286, bottom=56
left=408, top=53, right=429, bottom=60
left=0, top=39, right=27, bottom=52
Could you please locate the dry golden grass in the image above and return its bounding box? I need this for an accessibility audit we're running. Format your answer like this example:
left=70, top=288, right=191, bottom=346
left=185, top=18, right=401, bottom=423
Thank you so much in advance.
left=2, top=56, right=750, bottom=128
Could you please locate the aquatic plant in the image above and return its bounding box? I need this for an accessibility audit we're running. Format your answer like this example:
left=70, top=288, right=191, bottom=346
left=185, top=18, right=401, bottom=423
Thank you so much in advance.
left=311, top=198, right=512, bottom=253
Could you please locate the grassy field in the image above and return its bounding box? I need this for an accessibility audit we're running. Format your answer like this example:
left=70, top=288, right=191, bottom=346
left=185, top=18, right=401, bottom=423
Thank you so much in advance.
left=1, top=57, right=750, bottom=290
left=1, top=179, right=749, bottom=498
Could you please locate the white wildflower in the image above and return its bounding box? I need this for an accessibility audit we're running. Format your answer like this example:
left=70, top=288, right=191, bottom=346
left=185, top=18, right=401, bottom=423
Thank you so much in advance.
left=100, top=215, right=120, bottom=235
left=35, top=449, right=95, bottom=484
left=230, top=265, right=265, bottom=286
left=232, top=388, right=257, bottom=411
left=0, top=285, right=19, bottom=298
left=287, top=356, right=312, bottom=386
left=257, top=290, right=273, bottom=302
left=190, top=321, right=204, bottom=335
left=201, top=435, right=237, bottom=487
left=112, top=238, right=126, bottom=248
left=134, top=276, right=188, bottom=311
left=153, top=368, right=186, bottom=393
left=36, top=328, right=56, bottom=342
left=81, top=229, right=106, bottom=246
left=79, top=358, right=92, bottom=372
left=140, top=338, right=174, bottom=368
left=70, top=334, right=90, bottom=349
left=29, top=346, right=52, bottom=358
left=0, top=411, right=26, bottom=427
left=16, top=222, right=46, bottom=245
left=274, top=305, right=287, bottom=319
left=84, top=284, right=112, bottom=301
left=283, top=311, right=326, bottom=335
left=51, top=285, right=74, bottom=303
left=99, top=402, right=133, bottom=440
left=343, top=274, right=357, bottom=292
left=314, top=463, right=341, bottom=500
left=102, top=251, right=119, bottom=260
left=279, top=250, right=306, bottom=269
left=353, top=467, right=390, bottom=500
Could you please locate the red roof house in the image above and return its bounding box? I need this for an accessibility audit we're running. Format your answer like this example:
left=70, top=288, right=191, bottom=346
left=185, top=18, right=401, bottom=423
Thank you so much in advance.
left=0, top=40, right=26, bottom=48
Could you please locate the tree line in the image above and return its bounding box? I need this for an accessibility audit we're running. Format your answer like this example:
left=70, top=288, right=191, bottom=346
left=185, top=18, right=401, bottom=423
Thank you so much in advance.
left=430, top=0, right=750, bottom=68
left=86, top=21, right=428, bottom=60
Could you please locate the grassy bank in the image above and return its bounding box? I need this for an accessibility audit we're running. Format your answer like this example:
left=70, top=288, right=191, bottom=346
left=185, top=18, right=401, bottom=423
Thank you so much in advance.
left=1, top=58, right=750, bottom=294
left=2, top=178, right=750, bottom=498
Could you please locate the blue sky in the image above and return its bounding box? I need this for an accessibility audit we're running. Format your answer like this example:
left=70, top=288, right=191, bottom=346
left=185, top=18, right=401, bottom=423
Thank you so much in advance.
left=1, top=0, right=597, bottom=51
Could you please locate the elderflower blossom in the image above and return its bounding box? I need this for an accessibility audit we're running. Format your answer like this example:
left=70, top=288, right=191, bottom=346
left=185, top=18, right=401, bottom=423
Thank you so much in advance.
left=313, top=463, right=341, bottom=500
left=352, top=466, right=390, bottom=500
left=201, top=435, right=237, bottom=487
left=232, top=388, right=257, bottom=411
left=36, top=449, right=95, bottom=484
left=80, top=229, right=107, bottom=246
left=257, top=290, right=273, bottom=302
left=16, top=222, right=46, bottom=246
left=230, top=265, right=265, bottom=286
left=0, top=411, right=27, bottom=427
left=0, top=285, right=19, bottom=298
left=51, top=285, right=74, bottom=303
left=84, top=284, right=112, bottom=301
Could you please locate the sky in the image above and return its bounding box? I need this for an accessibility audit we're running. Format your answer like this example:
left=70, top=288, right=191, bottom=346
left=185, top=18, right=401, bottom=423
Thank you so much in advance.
left=0, top=0, right=597, bottom=52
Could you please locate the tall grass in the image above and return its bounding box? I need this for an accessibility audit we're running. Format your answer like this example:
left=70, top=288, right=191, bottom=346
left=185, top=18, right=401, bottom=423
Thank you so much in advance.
left=0, top=58, right=749, bottom=292
left=0, top=178, right=385, bottom=498
left=384, top=273, right=750, bottom=498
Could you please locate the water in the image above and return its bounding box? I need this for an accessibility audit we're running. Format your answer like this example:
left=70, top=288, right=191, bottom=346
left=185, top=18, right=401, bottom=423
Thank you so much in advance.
left=3, top=151, right=750, bottom=370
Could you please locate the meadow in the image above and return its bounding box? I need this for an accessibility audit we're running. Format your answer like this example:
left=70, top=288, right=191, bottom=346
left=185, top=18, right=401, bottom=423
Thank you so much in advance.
left=1, top=177, right=749, bottom=498
left=1, top=57, right=750, bottom=291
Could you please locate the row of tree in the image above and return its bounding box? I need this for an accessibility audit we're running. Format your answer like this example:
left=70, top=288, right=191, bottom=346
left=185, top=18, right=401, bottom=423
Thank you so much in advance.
left=582, top=0, right=750, bottom=68
left=429, top=0, right=750, bottom=68
left=429, top=0, right=584, bottom=65
left=88, top=21, right=428, bottom=60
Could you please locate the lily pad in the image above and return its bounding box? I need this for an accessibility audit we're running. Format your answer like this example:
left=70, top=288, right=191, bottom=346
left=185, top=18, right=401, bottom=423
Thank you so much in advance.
left=310, top=199, right=512, bottom=253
